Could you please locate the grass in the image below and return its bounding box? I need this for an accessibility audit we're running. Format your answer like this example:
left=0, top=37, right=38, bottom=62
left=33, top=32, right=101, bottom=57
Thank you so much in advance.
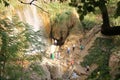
left=81, top=13, right=102, bottom=30
left=110, top=17, right=120, bottom=26
left=46, top=2, right=74, bottom=22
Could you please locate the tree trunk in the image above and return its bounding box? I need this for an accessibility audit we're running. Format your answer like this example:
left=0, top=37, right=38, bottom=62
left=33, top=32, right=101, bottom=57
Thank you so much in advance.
left=99, top=1, right=120, bottom=36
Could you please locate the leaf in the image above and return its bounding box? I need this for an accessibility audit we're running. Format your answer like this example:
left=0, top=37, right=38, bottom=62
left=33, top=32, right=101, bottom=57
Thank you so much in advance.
left=69, top=0, right=78, bottom=7
left=78, top=5, right=82, bottom=9
left=80, top=14, right=84, bottom=21
left=3, top=0, right=9, bottom=7
left=87, top=6, right=95, bottom=12
left=83, top=10, right=87, bottom=15
left=81, top=0, right=85, bottom=3
left=114, top=1, right=120, bottom=18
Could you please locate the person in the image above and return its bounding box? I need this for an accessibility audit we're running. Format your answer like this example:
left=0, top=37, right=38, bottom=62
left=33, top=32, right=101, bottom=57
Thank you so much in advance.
left=70, top=59, right=74, bottom=67
left=86, top=65, right=90, bottom=72
left=72, top=44, right=76, bottom=51
left=80, top=44, right=85, bottom=50
left=71, top=72, right=78, bottom=79
left=97, top=71, right=100, bottom=78
left=67, top=47, right=70, bottom=55
left=51, top=52, right=54, bottom=60
left=56, top=51, right=60, bottom=59
left=54, top=39, right=57, bottom=45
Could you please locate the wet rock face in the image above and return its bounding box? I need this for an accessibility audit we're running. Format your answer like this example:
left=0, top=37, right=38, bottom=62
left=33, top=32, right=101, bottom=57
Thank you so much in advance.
left=50, top=24, right=67, bottom=45
left=50, top=11, right=79, bottom=46
left=109, top=53, right=120, bottom=80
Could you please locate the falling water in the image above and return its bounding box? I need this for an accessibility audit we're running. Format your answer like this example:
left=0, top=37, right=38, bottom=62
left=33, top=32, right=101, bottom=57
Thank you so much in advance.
left=17, top=4, right=47, bottom=54
left=18, top=5, right=43, bottom=31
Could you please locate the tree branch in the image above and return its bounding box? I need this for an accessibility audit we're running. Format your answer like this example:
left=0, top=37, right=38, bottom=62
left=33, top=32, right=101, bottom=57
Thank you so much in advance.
left=18, top=0, right=49, bottom=14
left=101, top=26, right=120, bottom=36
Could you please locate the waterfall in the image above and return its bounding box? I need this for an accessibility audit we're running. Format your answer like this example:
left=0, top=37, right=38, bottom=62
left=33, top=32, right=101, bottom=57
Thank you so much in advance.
left=17, top=5, right=43, bottom=31
left=17, top=5, right=48, bottom=54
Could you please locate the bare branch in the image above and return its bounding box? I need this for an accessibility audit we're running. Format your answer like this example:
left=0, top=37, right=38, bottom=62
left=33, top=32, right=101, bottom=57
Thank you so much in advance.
left=18, top=0, right=49, bottom=14
left=32, top=3, right=49, bottom=13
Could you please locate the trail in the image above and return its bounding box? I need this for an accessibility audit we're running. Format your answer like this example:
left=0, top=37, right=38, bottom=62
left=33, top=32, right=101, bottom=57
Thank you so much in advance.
left=60, top=25, right=101, bottom=79
left=41, top=25, right=101, bottom=80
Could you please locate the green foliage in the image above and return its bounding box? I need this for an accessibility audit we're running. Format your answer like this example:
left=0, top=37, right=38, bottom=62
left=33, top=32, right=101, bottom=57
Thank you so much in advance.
left=114, top=1, right=120, bottom=18
left=88, top=66, right=111, bottom=80
left=81, top=37, right=114, bottom=80
left=46, top=1, right=73, bottom=22
left=26, top=54, right=42, bottom=61
left=30, top=63, right=45, bottom=76
left=110, top=17, right=120, bottom=27
left=114, top=67, right=120, bottom=80
left=4, top=62, right=31, bottom=80
left=0, top=15, right=45, bottom=79
left=5, top=63, right=22, bottom=79
left=53, top=11, right=72, bottom=24
left=24, top=27, right=46, bottom=53
left=50, top=10, right=76, bottom=36
left=70, top=0, right=100, bottom=20
left=81, top=13, right=101, bottom=30
left=0, top=0, right=9, bottom=7
left=70, top=0, right=120, bottom=20
left=81, top=20, right=96, bottom=30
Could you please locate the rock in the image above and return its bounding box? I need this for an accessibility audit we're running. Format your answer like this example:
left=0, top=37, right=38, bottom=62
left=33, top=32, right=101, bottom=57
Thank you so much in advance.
left=50, top=10, right=80, bottom=46
left=70, top=72, right=80, bottom=79
left=30, top=72, right=42, bottom=80
left=109, top=53, right=120, bottom=80
left=74, top=64, right=87, bottom=75
left=48, top=65, right=63, bottom=79
left=41, top=64, right=51, bottom=80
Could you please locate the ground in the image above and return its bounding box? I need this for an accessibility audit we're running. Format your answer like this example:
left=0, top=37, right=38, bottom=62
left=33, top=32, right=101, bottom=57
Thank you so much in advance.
left=40, top=25, right=101, bottom=80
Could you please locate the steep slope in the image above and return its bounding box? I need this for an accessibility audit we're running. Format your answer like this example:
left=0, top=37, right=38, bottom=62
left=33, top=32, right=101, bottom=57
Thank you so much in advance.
left=38, top=25, right=101, bottom=80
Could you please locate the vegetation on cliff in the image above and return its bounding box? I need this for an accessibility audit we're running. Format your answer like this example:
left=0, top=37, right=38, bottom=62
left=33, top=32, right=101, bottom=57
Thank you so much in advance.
left=0, top=0, right=120, bottom=80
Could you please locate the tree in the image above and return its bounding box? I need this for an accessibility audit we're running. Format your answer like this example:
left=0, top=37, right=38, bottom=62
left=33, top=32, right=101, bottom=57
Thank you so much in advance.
left=0, top=15, right=45, bottom=79
left=70, top=0, right=120, bottom=36
left=0, top=0, right=9, bottom=6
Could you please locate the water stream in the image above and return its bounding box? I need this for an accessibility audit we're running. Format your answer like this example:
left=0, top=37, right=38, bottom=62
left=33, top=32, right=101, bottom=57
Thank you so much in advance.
left=17, top=5, right=48, bottom=54
left=18, top=5, right=43, bottom=31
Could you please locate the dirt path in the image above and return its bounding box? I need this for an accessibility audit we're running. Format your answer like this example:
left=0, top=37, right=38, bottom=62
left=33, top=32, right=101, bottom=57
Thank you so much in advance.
left=40, top=26, right=101, bottom=80
left=60, top=26, right=101, bottom=79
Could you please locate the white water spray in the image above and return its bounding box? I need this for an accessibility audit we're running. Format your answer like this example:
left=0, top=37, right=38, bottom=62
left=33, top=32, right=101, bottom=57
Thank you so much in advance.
left=17, top=4, right=48, bottom=54
left=18, top=5, right=43, bottom=32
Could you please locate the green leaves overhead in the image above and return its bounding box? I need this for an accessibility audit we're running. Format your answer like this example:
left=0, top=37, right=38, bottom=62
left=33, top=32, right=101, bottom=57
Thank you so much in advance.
left=70, top=0, right=100, bottom=20
left=70, top=0, right=120, bottom=20
left=0, top=15, right=45, bottom=61
left=0, top=15, right=45, bottom=79
left=3, top=0, right=9, bottom=6
left=114, top=1, right=120, bottom=18
left=0, top=0, right=9, bottom=7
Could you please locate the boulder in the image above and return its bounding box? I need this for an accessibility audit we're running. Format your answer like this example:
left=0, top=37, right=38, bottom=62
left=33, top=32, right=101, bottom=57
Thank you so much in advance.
left=48, top=65, right=63, bottom=79
left=50, top=10, right=80, bottom=46
left=41, top=64, right=51, bottom=80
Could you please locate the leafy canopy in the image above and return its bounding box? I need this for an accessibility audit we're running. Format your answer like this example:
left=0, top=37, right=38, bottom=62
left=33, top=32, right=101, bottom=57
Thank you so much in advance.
left=0, top=0, right=9, bottom=6
left=70, top=0, right=120, bottom=20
